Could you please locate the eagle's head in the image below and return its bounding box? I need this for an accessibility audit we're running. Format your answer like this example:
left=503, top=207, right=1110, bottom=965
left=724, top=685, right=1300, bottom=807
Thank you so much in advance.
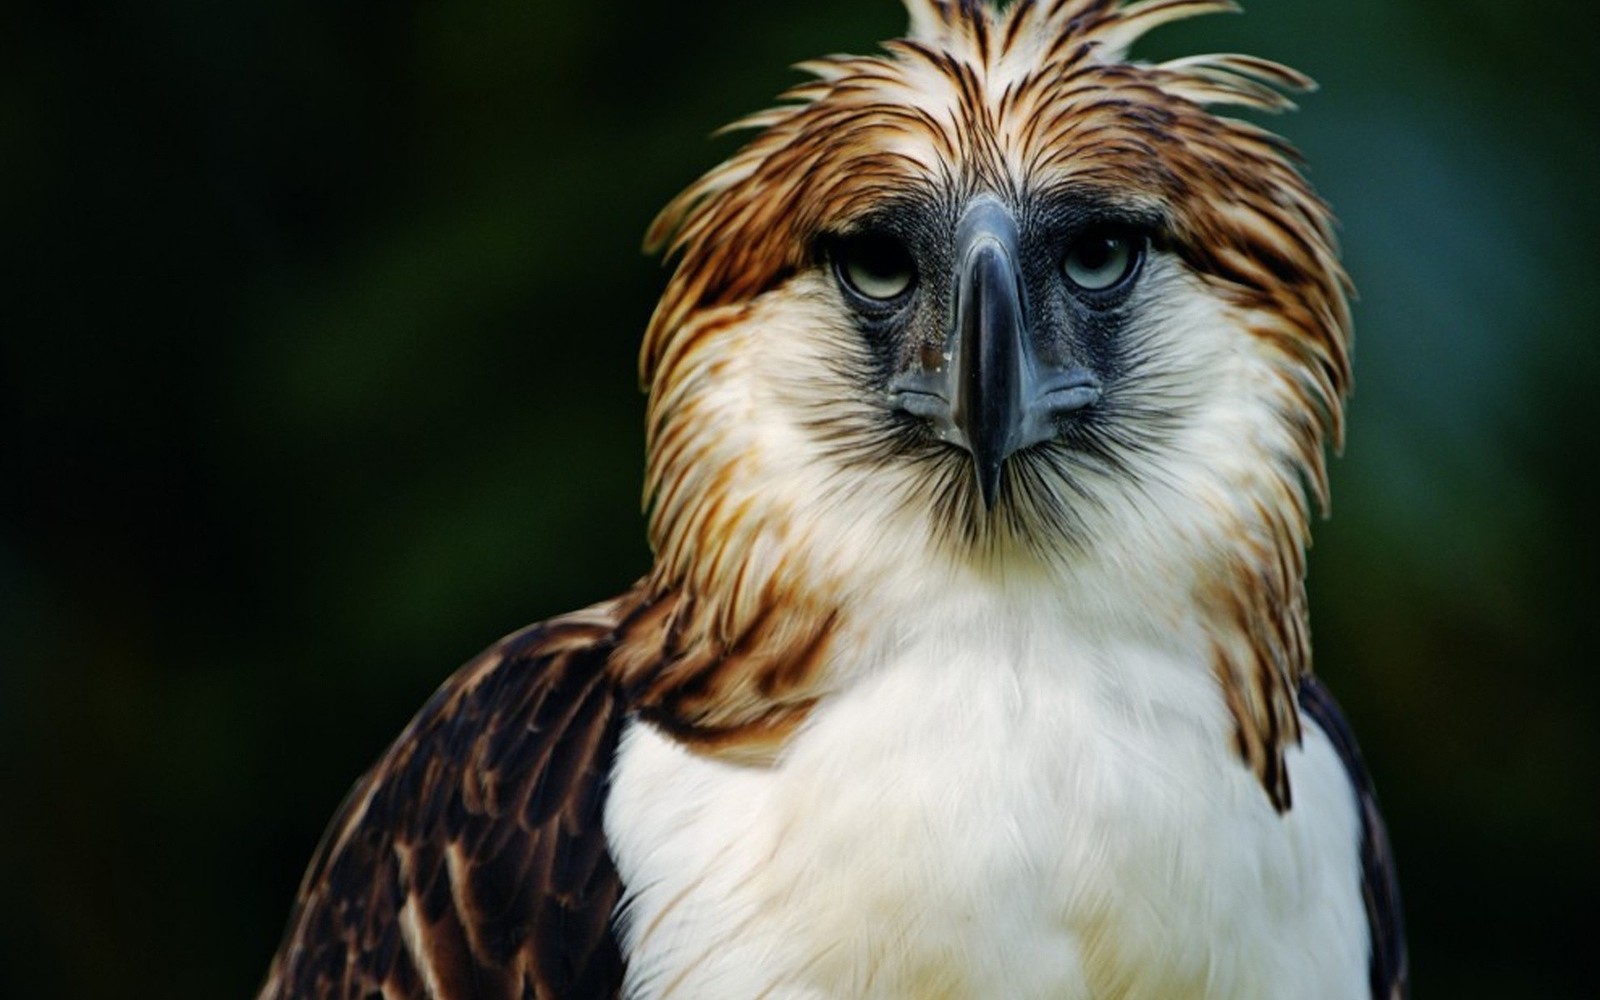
left=631, top=0, right=1348, bottom=782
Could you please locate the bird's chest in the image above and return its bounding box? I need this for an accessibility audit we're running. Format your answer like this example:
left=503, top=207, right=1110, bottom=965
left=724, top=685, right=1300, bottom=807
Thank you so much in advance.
left=605, top=630, right=1357, bottom=999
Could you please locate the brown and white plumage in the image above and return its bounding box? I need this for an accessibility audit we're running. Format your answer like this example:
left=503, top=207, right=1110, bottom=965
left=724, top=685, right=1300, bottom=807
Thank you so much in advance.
left=260, top=2, right=1407, bottom=997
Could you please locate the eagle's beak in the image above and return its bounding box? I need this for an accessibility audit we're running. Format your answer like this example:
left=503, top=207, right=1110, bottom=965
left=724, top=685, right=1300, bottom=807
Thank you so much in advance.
left=890, top=196, right=1101, bottom=508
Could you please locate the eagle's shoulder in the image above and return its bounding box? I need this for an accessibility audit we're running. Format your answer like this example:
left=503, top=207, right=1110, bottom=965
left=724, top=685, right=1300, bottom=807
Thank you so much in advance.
left=1297, top=673, right=1411, bottom=1000
left=257, top=590, right=653, bottom=1000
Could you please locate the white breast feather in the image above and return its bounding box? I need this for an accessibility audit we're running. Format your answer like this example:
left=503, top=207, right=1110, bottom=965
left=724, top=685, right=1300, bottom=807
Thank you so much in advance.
left=605, top=586, right=1368, bottom=1000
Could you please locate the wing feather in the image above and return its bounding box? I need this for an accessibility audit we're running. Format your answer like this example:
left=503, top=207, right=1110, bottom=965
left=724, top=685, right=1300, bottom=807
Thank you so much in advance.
left=258, top=600, right=641, bottom=1000
left=1298, top=674, right=1411, bottom=1000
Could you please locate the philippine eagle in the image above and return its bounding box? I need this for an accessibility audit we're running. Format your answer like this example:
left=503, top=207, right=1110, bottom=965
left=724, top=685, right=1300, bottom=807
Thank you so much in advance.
left=259, top=1, right=1408, bottom=997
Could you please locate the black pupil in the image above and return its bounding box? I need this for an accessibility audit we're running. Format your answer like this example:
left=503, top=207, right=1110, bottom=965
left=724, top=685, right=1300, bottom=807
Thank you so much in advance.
left=1076, top=235, right=1120, bottom=272
left=848, top=235, right=911, bottom=286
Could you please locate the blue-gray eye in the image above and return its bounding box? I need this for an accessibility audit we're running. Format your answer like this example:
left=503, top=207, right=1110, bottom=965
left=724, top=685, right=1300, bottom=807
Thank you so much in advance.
left=1063, top=229, right=1142, bottom=292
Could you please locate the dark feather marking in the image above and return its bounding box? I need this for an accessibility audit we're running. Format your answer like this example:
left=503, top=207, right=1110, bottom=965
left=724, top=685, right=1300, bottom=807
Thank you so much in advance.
left=1001, top=1, right=1033, bottom=55
left=257, top=603, right=640, bottom=1000
left=967, top=1, right=990, bottom=56
left=1298, top=675, right=1411, bottom=1000
left=260, top=583, right=828, bottom=997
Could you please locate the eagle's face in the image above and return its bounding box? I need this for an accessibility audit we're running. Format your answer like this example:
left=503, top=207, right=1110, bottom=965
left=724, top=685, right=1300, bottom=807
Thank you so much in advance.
left=811, top=181, right=1194, bottom=546
left=642, top=1, right=1349, bottom=631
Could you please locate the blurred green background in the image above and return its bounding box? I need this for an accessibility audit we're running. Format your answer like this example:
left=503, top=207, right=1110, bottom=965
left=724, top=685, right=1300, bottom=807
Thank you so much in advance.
left=3, top=1, right=1595, bottom=996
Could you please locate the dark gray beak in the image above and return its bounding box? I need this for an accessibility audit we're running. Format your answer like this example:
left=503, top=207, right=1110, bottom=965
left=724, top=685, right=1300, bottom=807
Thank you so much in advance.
left=889, top=197, right=1101, bottom=508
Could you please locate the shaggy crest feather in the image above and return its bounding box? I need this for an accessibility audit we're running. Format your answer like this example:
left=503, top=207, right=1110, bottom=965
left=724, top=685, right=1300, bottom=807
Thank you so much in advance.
left=643, top=0, right=1344, bottom=415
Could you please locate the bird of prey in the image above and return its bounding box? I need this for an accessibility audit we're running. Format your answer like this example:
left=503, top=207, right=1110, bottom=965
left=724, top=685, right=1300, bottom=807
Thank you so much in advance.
left=258, top=1, right=1407, bottom=998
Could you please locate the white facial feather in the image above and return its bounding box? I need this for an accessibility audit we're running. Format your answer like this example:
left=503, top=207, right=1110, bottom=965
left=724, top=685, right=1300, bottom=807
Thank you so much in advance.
left=659, top=254, right=1292, bottom=626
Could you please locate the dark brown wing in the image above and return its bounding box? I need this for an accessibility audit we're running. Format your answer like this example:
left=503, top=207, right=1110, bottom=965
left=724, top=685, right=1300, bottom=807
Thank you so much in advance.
left=258, top=597, right=644, bottom=1000
left=1297, top=674, right=1411, bottom=1000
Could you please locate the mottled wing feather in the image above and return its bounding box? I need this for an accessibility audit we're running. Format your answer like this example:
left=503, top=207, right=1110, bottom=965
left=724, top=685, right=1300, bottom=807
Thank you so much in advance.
left=1297, top=674, right=1411, bottom=1000
left=259, top=607, right=636, bottom=1000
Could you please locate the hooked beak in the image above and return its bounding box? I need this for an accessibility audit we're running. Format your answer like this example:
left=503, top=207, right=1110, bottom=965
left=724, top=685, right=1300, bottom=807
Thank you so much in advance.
left=889, top=197, right=1101, bottom=508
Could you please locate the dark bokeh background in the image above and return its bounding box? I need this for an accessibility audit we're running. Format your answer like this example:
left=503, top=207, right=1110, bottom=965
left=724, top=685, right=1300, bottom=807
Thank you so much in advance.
left=4, top=1, right=1595, bottom=996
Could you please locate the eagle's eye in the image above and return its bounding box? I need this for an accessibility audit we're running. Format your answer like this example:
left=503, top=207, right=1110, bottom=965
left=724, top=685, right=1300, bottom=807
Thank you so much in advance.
left=833, top=233, right=917, bottom=306
left=1062, top=227, right=1145, bottom=296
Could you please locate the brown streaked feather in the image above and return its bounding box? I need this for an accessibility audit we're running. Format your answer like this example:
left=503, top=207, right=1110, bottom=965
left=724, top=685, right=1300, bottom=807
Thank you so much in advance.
left=1203, top=489, right=1313, bottom=812
left=612, top=589, right=839, bottom=767
left=256, top=596, right=646, bottom=1000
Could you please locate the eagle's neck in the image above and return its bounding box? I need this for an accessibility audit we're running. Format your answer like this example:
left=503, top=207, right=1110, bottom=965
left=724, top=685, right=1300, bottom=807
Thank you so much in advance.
left=614, top=507, right=1306, bottom=808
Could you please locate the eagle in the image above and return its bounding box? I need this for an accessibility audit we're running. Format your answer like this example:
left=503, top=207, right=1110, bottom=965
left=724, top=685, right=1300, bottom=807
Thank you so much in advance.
left=259, top=1, right=1407, bottom=998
